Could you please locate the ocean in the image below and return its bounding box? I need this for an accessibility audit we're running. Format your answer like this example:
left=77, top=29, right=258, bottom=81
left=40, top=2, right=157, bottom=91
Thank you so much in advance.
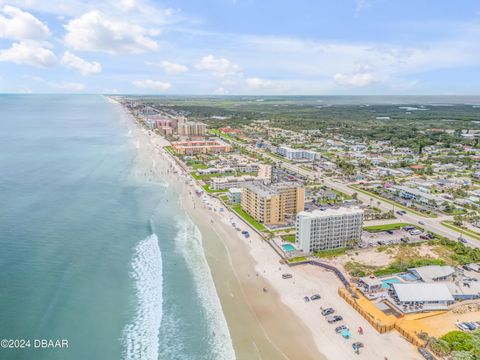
left=0, top=95, right=235, bottom=360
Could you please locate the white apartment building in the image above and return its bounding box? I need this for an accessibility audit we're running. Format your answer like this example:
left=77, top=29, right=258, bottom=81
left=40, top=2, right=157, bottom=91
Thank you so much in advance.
left=296, top=207, right=364, bottom=252
left=276, top=146, right=318, bottom=161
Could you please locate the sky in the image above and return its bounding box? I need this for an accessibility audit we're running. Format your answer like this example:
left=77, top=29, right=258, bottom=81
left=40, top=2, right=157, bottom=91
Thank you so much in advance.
left=0, top=0, right=480, bottom=95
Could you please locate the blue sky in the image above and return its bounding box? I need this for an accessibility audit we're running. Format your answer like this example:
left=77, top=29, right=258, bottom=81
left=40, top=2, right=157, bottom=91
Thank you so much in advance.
left=0, top=0, right=479, bottom=94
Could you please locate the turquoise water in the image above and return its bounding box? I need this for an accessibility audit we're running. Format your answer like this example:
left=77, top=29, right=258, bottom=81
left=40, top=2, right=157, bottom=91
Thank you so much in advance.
left=381, top=277, right=401, bottom=289
left=0, top=95, right=234, bottom=360
left=282, top=244, right=296, bottom=252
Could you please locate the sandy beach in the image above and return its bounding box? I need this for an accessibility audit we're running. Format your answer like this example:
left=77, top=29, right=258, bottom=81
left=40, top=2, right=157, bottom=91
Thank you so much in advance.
left=117, top=99, right=420, bottom=360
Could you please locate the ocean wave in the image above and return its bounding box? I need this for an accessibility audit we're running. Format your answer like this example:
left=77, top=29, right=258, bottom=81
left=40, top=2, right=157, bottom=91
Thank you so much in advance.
left=174, top=217, right=236, bottom=360
left=122, top=233, right=163, bottom=360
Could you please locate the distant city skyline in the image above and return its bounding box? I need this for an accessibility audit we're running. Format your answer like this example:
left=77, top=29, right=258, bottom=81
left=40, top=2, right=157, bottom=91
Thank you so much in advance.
left=1, top=0, right=480, bottom=95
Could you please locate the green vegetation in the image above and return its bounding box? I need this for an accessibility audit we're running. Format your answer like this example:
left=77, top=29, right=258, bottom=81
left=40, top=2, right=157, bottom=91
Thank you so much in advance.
left=281, top=234, right=296, bottom=243
left=427, top=330, right=480, bottom=359
left=434, top=237, right=480, bottom=264
left=289, top=256, right=308, bottom=263
left=231, top=204, right=267, bottom=231
left=314, top=248, right=348, bottom=258
left=345, top=258, right=445, bottom=278
left=137, top=97, right=479, bottom=152
left=164, top=146, right=174, bottom=155
left=202, top=184, right=225, bottom=193
left=441, top=221, right=480, bottom=241
left=363, top=222, right=413, bottom=232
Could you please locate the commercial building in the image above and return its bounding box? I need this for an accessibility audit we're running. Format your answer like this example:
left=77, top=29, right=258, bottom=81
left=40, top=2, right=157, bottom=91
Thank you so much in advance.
left=390, top=283, right=454, bottom=308
left=408, top=265, right=456, bottom=283
left=241, top=182, right=305, bottom=225
left=171, top=140, right=232, bottom=155
left=277, top=146, right=319, bottom=161
left=296, top=207, right=364, bottom=252
left=177, top=122, right=207, bottom=137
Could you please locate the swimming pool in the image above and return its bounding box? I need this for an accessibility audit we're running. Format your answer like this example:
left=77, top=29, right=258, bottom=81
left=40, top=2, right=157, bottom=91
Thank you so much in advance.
left=282, top=244, right=296, bottom=252
left=381, top=277, right=401, bottom=289
left=399, top=273, right=418, bottom=282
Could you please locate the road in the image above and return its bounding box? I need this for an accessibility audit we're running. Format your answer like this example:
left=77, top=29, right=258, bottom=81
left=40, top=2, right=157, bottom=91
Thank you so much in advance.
left=228, top=138, right=480, bottom=248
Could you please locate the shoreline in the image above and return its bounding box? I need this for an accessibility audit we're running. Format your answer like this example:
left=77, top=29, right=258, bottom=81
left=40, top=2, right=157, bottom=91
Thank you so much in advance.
left=113, top=97, right=419, bottom=360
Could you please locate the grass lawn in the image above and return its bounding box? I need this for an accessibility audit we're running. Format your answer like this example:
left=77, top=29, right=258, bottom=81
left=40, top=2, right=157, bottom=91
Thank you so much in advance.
left=349, top=185, right=437, bottom=218
left=190, top=163, right=208, bottom=170
left=314, top=248, right=348, bottom=258
left=164, top=145, right=174, bottom=155
left=231, top=204, right=267, bottom=231
left=363, top=222, right=414, bottom=232
left=289, top=256, right=308, bottom=263
left=441, top=221, right=480, bottom=241
left=333, top=189, right=353, bottom=200
left=219, top=195, right=229, bottom=203
left=281, top=234, right=296, bottom=243
left=202, top=184, right=225, bottom=193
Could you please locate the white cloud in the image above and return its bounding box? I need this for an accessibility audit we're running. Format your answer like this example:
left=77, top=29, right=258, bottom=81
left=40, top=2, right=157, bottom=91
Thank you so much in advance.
left=64, top=10, right=159, bottom=54
left=213, top=87, right=229, bottom=94
left=132, top=79, right=171, bottom=91
left=245, top=77, right=285, bottom=91
left=0, top=5, right=50, bottom=40
left=50, top=82, right=86, bottom=91
left=195, top=54, right=241, bottom=77
left=157, top=60, right=188, bottom=74
left=0, top=41, right=56, bottom=67
left=333, top=71, right=377, bottom=87
left=61, top=51, right=101, bottom=75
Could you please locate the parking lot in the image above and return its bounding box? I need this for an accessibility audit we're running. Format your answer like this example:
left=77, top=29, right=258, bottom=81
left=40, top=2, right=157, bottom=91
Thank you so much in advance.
left=359, top=227, right=432, bottom=248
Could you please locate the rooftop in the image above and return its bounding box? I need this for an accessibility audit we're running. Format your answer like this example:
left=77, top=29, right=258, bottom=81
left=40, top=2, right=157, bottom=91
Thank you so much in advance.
left=392, top=283, right=454, bottom=303
left=297, top=207, right=364, bottom=219
left=409, top=265, right=455, bottom=282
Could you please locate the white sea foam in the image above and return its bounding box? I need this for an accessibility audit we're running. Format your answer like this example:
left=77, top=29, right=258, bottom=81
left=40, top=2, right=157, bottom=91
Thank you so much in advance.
left=175, top=217, right=236, bottom=360
left=122, top=234, right=163, bottom=360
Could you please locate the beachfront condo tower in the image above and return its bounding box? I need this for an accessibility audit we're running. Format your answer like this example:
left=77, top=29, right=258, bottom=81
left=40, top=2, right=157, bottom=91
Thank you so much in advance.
left=241, top=182, right=305, bottom=225
left=296, top=207, right=364, bottom=252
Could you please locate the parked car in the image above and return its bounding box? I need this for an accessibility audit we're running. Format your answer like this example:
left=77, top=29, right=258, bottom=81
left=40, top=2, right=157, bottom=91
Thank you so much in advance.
left=386, top=230, right=394, bottom=235
left=310, top=294, right=321, bottom=301
left=327, top=315, right=343, bottom=323
left=458, top=237, right=467, bottom=243
left=396, top=211, right=403, bottom=215
left=352, top=342, right=364, bottom=351
left=282, top=274, right=293, bottom=279
left=321, top=308, right=335, bottom=316
left=418, top=347, right=435, bottom=360
left=335, top=325, right=348, bottom=333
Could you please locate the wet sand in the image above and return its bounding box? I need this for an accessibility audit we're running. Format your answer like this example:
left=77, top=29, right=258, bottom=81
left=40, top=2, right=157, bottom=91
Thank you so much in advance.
left=118, top=106, right=326, bottom=359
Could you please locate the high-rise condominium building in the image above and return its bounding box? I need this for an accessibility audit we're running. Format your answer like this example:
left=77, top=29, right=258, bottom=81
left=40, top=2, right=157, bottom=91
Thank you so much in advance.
left=241, top=182, right=304, bottom=225
left=296, top=207, right=363, bottom=252
left=177, top=122, right=207, bottom=137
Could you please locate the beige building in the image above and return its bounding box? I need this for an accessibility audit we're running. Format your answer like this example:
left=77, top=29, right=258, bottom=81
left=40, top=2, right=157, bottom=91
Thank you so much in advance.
left=177, top=122, right=207, bottom=137
left=241, top=182, right=304, bottom=225
left=171, top=139, right=232, bottom=155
